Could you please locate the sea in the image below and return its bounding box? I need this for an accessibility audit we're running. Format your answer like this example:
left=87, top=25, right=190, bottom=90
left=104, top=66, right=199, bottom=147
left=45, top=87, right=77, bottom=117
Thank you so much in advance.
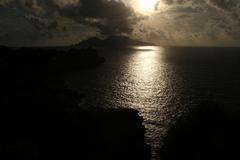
left=66, top=46, right=240, bottom=160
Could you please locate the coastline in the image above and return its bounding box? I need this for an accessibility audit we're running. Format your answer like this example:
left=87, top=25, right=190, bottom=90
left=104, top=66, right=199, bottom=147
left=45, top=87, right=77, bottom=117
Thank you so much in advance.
left=0, top=46, right=151, bottom=160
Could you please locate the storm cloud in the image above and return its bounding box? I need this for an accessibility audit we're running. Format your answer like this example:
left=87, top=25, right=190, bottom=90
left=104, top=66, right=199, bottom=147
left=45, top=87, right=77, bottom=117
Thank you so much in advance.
left=7, top=0, right=137, bottom=33
left=59, top=0, right=138, bottom=35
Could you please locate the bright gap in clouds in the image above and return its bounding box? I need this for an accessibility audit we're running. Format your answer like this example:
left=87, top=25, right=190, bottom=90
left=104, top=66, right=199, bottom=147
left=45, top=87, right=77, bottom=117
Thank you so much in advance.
left=136, top=0, right=158, bottom=14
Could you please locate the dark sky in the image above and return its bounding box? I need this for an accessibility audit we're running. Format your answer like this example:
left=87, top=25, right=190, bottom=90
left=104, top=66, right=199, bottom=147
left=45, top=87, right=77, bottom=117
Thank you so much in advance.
left=0, top=0, right=240, bottom=46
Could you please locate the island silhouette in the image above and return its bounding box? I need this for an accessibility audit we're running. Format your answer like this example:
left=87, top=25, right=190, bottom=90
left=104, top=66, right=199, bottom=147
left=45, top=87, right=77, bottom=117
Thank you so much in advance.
left=76, top=36, right=155, bottom=47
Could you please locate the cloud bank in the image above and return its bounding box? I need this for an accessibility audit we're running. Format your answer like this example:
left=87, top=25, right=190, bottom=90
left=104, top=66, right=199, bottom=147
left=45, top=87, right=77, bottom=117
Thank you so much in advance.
left=0, top=0, right=137, bottom=46
left=142, top=0, right=240, bottom=46
left=0, top=0, right=240, bottom=46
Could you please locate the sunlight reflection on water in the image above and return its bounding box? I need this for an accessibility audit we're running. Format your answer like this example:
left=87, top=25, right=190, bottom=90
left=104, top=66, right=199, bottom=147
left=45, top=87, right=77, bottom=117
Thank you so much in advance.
left=68, top=46, right=185, bottom=160
left=124, top=46, right=166, bottom=111
left=67, top=46, right=240, bottom=160
left=132, top=46, right=162, bottom=51
left=118, top=46, right=180, bottom=160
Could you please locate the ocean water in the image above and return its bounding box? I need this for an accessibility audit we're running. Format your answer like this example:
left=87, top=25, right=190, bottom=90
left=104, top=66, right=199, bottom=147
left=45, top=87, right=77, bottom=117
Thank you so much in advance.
left=66, top=46, right=240, bottom=159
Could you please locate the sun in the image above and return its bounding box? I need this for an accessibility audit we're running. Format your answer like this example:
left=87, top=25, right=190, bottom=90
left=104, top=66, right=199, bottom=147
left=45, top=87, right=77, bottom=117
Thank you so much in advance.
left=137, top=0, right=158, bottom=14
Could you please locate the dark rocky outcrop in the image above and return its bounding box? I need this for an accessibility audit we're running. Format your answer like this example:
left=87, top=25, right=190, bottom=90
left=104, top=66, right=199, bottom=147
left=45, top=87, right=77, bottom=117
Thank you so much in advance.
left=0, top=47, right=105, bottom=74
left=0, top=46, right=151, bottom=160
left=0, top=109, right=150, bottom=160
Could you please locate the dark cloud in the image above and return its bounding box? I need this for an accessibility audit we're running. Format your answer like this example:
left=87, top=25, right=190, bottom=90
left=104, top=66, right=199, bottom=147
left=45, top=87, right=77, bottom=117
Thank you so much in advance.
left=210, top=0, right=240, bottom=23
left=0, top=1, right=97, bottom=46
left=24, top=14, right=59, bottom=31
left=11, top=0, right=138, bottom=36
left=59, top=0, right=137, bottom=35
left=160, top=0, right=206, bottom=6
left=0, top=0, right=139, bottom=46
left=211, top=0, right=239, bottom=10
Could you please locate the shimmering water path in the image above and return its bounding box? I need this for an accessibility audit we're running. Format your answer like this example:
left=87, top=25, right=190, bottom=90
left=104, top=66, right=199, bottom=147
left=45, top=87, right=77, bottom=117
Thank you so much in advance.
left=67, top=46, right=240, bottom=159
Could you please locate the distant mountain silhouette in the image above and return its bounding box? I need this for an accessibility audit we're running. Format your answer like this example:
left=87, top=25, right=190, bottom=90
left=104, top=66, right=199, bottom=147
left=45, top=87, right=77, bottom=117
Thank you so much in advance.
left=76, top=36, right=155, bottom=47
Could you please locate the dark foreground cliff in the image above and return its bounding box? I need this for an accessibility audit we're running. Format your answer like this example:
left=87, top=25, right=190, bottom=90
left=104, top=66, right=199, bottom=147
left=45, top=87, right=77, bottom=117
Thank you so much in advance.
left=0, top=109, right=150, bottom=160
left=0, top=46, right=151, bottom=160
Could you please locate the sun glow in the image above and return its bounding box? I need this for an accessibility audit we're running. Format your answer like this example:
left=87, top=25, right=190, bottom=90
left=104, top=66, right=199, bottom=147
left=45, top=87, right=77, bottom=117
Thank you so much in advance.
left=137, top=0, right=158, bottom=14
